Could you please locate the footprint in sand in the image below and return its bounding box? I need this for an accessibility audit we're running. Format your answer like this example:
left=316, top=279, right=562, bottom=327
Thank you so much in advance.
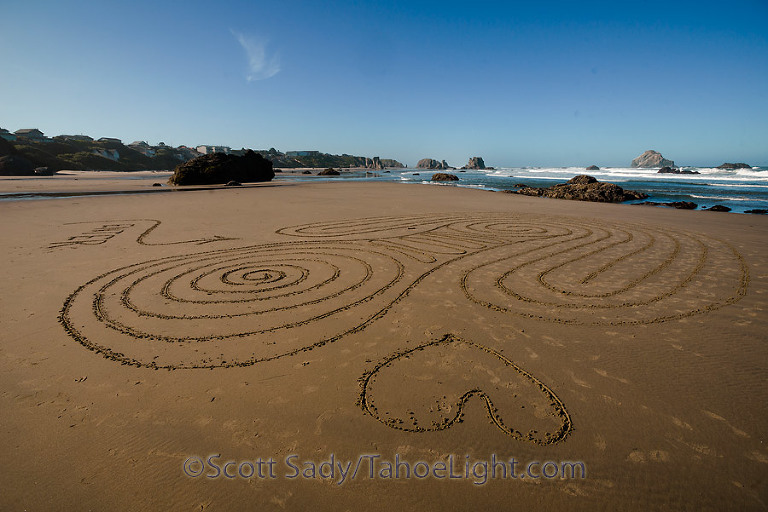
left=627, top=449, right=670, bottom=463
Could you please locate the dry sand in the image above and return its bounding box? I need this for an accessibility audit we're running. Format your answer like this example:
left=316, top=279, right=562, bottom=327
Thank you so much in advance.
left=1, top=177, right=766, bottom=510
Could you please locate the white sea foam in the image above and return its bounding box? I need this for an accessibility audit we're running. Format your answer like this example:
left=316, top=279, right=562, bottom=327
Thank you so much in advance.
left=711, top=183, right=768, bottom=189
left=689, top=195, right=751, bottom=201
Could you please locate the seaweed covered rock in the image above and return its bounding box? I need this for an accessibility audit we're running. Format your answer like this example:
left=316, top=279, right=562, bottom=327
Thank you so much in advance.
left=567, top=174, right=597, bottom=185
left=318, top=168, right=340, bottom=176
left=168, top=150, right=273, bottom=185
left=511, top=175, right=647, bottom=203
left=637, top=201, right=698, bottom=210
left=431, top=173, right=459, bottom=181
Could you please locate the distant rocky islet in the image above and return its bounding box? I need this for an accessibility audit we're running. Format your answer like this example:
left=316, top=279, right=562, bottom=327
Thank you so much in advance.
left=631, top=150, right=675, bottom=168
left=416, top=158, right=453, bottom=170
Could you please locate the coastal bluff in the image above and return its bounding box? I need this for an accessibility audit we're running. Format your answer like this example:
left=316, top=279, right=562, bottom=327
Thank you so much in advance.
left=631, top=150, right=674, bottom=168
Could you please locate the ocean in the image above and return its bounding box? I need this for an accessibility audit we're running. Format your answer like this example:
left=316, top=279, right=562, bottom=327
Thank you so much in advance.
left=277, top=166, right=768, bottom=214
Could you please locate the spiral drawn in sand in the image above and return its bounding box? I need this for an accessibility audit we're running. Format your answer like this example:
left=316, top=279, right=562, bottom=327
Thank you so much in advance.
left=60, top=213, right=748, bottom=370
left=359, top=334, right=572, bottom=445
left=60, top=241, right=411, bottom=369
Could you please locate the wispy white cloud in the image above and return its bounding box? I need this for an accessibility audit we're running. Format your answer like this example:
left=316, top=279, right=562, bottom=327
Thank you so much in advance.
left=231, top=30, right=280, bottom=81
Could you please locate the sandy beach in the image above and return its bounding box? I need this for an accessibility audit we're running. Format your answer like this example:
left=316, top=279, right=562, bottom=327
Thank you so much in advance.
left=1, top=178, right=766, bottom=510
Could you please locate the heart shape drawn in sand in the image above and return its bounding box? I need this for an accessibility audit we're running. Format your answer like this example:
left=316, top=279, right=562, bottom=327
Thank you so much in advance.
left=358, top=334, right=572, bottom=445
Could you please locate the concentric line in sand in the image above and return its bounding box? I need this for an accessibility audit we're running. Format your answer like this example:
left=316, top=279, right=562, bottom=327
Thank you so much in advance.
left=59, top=213, right=750, bottom=370
left=60, top=241, right=411, bottom=369
left=358, top=334, right=572, bottom=445
left=460, top=221, right=748, bottom=325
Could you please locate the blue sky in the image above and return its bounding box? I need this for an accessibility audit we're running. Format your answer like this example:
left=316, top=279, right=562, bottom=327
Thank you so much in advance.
left=1, top=0, right=766, bottom=167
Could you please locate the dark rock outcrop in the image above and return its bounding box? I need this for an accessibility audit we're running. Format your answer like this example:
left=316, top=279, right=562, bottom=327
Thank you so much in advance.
left=631, top=150, right=675, bottom=168
left=705, top=205, right=731, bottom=212
left=318, top=168, right=340, bottom=176
left=745, top=209, right=767, bottom=214
left=637, top=201, right=698, bottom=210
left=169, top=150, right=273, bottom=185
left=717, top=163, right=751, bottom=169
left=431, top=173, right=459, bottom=182
left=668, top=201, right=698, bottom=210
left=658, top=166, right=700, bottom=175
left=510, top=175, right=647, bottom=203
left=568, top=175, right=597, bottom=185
left=417, top=158, right=452, bottom=170
left=302, top=170, right=312, bottom=174
left=0, top=155, right=36, bottom=176
left=586, top=165, right=600, bottom=171
left=461, top=157, right=486, bottom=170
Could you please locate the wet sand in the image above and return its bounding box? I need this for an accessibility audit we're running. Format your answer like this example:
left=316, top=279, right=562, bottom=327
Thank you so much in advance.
left=1, top=179, right=766, bottom=510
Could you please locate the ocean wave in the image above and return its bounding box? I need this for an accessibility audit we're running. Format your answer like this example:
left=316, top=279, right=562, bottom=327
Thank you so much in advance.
left=689, top=194, right=752, bottom=201
left=708, top=183, right=768, bottom=189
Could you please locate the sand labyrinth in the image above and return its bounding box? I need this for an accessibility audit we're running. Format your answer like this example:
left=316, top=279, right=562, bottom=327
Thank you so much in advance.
left=58, top=213, right=748, bottom=441
left=60, top=213, right=748, bottom=369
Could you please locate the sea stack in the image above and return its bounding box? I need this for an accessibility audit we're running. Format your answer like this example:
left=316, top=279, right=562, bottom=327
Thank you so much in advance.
left=462, top=157, right=486, bottom=170
left=365, top=157, right=385, bottom=170
left=631, top=150, right=675, bottom=168
left=416, top=158, right=452, bottom=170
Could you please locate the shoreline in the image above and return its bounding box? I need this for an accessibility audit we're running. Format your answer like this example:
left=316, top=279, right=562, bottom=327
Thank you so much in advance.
left=2, top=170, right=766, bottom=215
